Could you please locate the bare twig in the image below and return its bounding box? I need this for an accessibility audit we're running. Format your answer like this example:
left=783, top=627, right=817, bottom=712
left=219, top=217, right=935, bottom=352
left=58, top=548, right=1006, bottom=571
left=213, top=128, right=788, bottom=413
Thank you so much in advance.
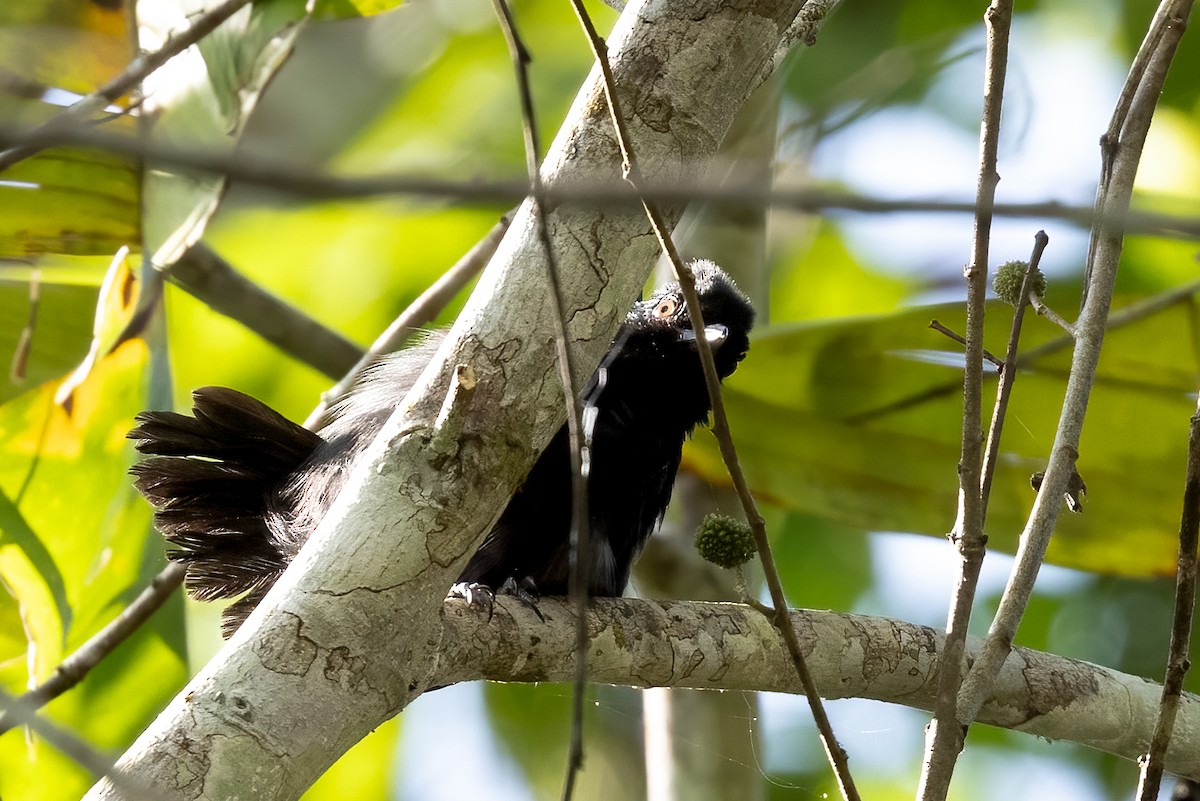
left=1029, top=294, right=1076, bottom=335
left=169, top=242, right=362, bottom=380
left=978, top=232, right=1049, bottom=514
left=3, top=123, right=1200, bottom=238
left=566, top=2, right=860, bottom=799
left=927, top=320, right=1005, bottom=369
left=1136, top=398, right=1200, bottom=800
left=956, top=0, right=1194, bottom=727
left=0, top=0, right=254, bottom=171
left=0, top=690, right=165, bottom=800
left=636, top=79, right=779, bottom=801
left=304, top=213, right=511, bottom=428
left=0, top=563, right=186, bottom=736
left=1082, top=0, right=1178, bottom=308
left=918, top=2, right=1013, bottom=797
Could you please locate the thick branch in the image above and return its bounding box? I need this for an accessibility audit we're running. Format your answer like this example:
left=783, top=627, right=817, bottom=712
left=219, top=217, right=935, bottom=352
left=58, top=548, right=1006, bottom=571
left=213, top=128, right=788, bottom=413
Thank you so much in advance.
left=437, top=597, right=1200, bottom=783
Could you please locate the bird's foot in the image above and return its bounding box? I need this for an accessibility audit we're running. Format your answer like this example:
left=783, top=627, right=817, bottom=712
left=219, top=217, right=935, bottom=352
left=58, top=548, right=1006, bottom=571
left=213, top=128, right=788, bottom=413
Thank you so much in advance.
left=449, top=581, right=496, bottom=621
left=498, top=576, right=545, bottom=622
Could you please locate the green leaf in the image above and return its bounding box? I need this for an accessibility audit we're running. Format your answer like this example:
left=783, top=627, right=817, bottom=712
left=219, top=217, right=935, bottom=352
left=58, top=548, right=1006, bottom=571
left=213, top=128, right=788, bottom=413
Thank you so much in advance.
left=0, top=255, right=185, bottom=801
left=0, top=487, right=71, bottom=644
left=0, top=0, right=134, bottom=95
left=0, top=274, right=100, bottom=404
left=0, top=1, right=141, bottom=407
left=0, top=0, right=140, bottom=260
left=139, top=0, right=311, bottom=267
left=685, top=285, right=1200, bottom=578
left=0, top=143, right=140, bottom=259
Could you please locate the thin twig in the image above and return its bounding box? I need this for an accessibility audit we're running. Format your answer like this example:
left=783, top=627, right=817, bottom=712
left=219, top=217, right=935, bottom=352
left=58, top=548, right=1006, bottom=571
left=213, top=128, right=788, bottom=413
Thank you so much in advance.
left=979, top=232, right=1049, bottom=516
left=3, top=123, right=1200, bottom=239
left=0, top=563, right=186, bottom=735
left=927, top=320, right=1005, bottom=369
left=0, top=690, right=166, bottom=800
left=1136, top=398, right=1200, bottom=800
left=0, top=0, right=253, bottom=171
left=1029, top=295, right=1076, bottom=335
left=304, top=212, right=511, bottom=428
left=487, top=5, right=593, bottom=797
left=917, top=2, right=1013, bottom=797
left=566, top=2, right=860, bottom=799
left=956, top=0, right=1194, bottom=727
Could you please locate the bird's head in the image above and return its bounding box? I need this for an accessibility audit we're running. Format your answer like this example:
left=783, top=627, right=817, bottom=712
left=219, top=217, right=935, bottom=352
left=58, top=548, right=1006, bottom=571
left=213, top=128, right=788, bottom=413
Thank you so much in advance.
left=622, top=259, right=755, bottom=381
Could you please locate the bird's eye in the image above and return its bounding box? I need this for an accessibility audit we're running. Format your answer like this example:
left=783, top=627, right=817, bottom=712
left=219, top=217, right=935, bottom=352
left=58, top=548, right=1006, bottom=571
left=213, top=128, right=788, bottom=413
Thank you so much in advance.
left=653, top=298, right=678, bottom=319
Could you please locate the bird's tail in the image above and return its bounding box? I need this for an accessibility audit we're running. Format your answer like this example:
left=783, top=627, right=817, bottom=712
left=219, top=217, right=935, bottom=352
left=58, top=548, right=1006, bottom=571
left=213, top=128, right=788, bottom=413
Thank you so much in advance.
left=129, top=387, right=322, bottom=634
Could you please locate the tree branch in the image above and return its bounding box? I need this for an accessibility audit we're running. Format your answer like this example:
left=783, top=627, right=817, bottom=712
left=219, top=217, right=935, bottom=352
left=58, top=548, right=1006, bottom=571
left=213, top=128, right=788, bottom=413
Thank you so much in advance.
left=919, top=2, right=1013, bottom=795
left=2, top=123, right=1198, bottom=238
left=303, top=212, right=511, bottom=429
left=978, top=232, right=1050, bottom=518
left=435, top=597, right=1200, bottom=783
left=170, top=243, right=363, bottom=380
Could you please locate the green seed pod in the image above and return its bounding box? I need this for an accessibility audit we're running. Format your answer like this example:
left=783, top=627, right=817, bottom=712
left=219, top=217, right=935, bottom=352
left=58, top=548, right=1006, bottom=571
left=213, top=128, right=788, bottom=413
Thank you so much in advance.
left=695, top=513, right=757, bottom=569
left=992, top=260, right=1046, bottom=306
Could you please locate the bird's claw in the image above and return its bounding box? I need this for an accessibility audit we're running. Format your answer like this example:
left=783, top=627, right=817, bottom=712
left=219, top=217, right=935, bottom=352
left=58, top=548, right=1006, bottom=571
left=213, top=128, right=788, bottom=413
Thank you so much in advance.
left=449, top=581, right=496, bottom=621
left=449, top=577, right=544, bottom=623
left=498, top=576, right=545, bottom=622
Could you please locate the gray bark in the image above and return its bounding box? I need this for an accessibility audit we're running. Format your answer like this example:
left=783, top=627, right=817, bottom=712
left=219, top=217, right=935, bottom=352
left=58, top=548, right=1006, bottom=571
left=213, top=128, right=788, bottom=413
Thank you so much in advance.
left=439, top=597, right=1200, bottom=783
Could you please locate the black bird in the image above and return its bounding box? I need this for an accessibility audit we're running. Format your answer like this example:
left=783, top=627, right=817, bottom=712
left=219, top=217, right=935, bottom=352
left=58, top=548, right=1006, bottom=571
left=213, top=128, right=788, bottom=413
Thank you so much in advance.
left=129, top=260, right=754, bottom=636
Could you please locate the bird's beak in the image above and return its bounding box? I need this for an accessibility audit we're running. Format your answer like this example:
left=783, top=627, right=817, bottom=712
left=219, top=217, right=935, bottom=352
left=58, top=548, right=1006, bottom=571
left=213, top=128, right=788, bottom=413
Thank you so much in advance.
left=680, top=324, right=729, bottom=348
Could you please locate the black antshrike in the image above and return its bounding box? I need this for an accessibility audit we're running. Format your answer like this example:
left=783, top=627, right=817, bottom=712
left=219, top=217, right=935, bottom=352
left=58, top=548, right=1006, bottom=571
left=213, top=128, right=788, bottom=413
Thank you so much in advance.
left=129, top=260, right=754, bottom=636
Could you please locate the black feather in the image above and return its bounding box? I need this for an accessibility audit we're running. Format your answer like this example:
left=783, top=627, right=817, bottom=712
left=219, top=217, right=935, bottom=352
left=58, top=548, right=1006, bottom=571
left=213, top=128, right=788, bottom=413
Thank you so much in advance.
left=129, top=261, right=754, bottom=634
left=458, top=259, right=754, bottom=595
